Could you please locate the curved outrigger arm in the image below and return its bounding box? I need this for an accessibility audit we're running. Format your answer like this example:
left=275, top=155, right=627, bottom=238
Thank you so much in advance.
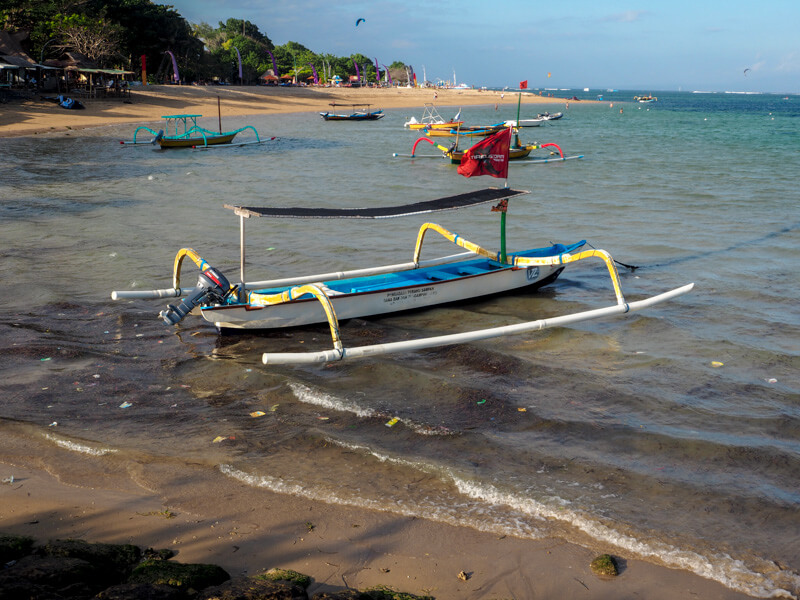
left=111, top=248, right=237, bottom=325
left=413, top=223, right=626, bottom=305
left=248, top=284, right=344, bottom=359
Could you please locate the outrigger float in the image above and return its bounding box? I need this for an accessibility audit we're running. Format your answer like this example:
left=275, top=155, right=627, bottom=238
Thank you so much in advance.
left=111, top=187, right=693, bottom=365
left=121, top=114, right=264, bottom=149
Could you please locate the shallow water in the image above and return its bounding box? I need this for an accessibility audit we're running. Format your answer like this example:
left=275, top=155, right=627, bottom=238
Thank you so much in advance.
left=1, top=90, right=799, bottom=598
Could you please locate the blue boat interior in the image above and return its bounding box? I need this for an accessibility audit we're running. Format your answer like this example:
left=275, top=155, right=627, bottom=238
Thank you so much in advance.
left=247, top=241, right=585, bottom=300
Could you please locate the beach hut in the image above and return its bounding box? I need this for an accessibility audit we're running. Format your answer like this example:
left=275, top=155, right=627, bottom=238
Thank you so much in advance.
left=43, top=51, right=133, bottom=98
left=0, top=30, right=38, bottom=92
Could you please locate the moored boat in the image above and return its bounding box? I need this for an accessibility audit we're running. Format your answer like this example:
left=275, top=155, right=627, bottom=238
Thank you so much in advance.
left=123, top=114, right=261, bottom=148
left=405, top=103, right=463, bottom=129
left=504, top=118, right=544, bottom=127
left=111, top=186, right=692, bottom=364
left=320, top=103, right=384, bottom=120
left=537, top=111, right=563, bottom=120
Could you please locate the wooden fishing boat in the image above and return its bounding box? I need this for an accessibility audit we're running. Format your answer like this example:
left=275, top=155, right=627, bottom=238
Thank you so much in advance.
left=445, top=144, right=535, bottom=163
left=504, top=118, right=544, bottom=127
left=405, top=103, right=463, bottom=129
left=320, top=103, right=384, bottom=121
left=425, top=124, right=506, bottom=138
left=536, top=111, right=563, bottom=120
left=404, top=133, right=576, bottom=165
left=123, top=114, right=261, bottom=148
left=111, top=187, right=693, bottom=364
left=633, top=95, right=657, bottom=103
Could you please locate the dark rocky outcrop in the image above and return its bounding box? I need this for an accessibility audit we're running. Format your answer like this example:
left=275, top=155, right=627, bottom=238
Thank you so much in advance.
left=0, top=533, right=433, bottom=600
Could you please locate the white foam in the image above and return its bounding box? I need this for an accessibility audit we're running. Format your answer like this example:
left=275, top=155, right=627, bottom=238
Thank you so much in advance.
left=44, top=434, right=117, bottom=457
left=289, top=383, right=454, bottom=436
left=452, top=477, right=799, bottom=599
left=218, top=463, right=543, bottom=540
left=289, top=383, right=375, bottom=418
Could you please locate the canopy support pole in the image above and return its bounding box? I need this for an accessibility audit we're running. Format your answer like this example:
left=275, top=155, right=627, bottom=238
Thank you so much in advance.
left=239, top=214, right=247, bottom=302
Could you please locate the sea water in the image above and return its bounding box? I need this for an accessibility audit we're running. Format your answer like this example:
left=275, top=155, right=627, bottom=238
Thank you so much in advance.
left=1, top=90, right=798, bottom=597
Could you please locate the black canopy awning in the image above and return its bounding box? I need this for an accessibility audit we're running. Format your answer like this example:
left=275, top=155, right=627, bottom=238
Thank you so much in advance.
left=225, top=187, right=528, bottom=219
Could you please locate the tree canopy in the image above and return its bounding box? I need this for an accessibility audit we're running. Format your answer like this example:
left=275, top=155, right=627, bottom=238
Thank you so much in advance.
left=1, top=0, right=411, bottom=84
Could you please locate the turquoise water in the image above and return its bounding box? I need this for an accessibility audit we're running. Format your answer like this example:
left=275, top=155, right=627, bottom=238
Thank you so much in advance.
left=1, top=90, right=798, bottom=597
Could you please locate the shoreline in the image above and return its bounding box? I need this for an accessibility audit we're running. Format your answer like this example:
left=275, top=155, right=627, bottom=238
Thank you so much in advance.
left=0, top=84, right=588, bottom=139
left=0, top=447, right=752, bottom=599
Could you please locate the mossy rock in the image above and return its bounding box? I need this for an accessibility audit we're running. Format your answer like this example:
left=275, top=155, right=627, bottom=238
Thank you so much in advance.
left=41, top=538, right=142, bottom=577
left=96, top=582, right=184, bottom=600
left=200, top=575, right=308, bottom=600
left=590, top=553, right=618, bottom=577
left=0, top=533, right=35, bottom=563
left=257, top=568, right=311, bottom=589
left=129, top=559, right=230, bottom=591
left=363, top=585, right=435, bottom=600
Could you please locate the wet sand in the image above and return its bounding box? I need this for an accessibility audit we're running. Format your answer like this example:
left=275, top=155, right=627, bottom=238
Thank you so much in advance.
left=0, top=432, right=751, bottom=599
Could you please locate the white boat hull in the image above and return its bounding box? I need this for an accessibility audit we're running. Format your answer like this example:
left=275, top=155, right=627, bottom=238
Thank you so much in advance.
left=201, top=262, right=563, bottom=330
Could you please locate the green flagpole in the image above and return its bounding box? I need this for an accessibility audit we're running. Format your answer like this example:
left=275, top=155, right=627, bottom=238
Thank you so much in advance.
left=500, top=210, right=507, bottom=263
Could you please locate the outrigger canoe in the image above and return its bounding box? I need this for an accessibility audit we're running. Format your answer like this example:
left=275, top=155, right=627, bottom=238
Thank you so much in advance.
left=405, top=103, right=463, bottom=130
left=320, top=104, right=385, bottom=121
left=404, top=135, right=579, bottom=165
left=111, top=188, right=693, bottom=365
left=122, top=114, right=261, bottom=148
left=425, top=124, right=506, bottom=138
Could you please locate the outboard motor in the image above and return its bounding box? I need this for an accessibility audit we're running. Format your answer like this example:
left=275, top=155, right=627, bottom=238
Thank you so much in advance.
left=160, top=266, right=234, bottom=325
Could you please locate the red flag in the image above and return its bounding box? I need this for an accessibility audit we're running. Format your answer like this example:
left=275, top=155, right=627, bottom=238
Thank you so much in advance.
left=457, top=127, right=511, bottom=179
left=519, top=80, right=528, bottom=89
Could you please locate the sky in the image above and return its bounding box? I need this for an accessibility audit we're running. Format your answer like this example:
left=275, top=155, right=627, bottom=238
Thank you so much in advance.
left=154, top=0, right=800, bottom=93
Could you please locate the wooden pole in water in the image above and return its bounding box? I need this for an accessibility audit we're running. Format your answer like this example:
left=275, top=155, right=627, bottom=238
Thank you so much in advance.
left=218, top=96, right=222, bottom=133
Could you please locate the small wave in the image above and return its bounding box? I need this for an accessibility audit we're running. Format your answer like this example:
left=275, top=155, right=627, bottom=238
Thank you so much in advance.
left=453, top=477, right=799, bottom=599
left=44, top=433, right=117, bottom=457
left=218, top=463, right=543, bottom=540
left=289, top=383, right=375, bottom=418
left=289, top=383, right=455, bottom=436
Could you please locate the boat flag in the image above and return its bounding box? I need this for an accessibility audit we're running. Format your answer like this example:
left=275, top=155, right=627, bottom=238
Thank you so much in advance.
left=519, top=80, right=528, bottom=89
left=457, top=127, right=511, bottom=179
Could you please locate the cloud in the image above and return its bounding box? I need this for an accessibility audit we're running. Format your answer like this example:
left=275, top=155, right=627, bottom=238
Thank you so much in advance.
left=776, top=52, right=800, bottom=73
left=601, top=10, right=649, bottom=23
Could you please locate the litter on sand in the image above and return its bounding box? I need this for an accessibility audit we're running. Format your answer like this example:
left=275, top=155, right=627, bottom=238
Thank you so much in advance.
left=250, top=410, right=266, bottom=417
left=385, top=417, right=400, bottom=427
left=119, top=401, right=132, bottom=408
left=711, top=361, right=724, bottom=368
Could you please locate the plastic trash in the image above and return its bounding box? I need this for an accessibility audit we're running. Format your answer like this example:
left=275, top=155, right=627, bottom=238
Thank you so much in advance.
left=119, top=401, right=132, bottom=408
left=250, top=411, right=266, bottom=417
left=711, top=361, right=724, bottom=368
left=385, top=417, right=400, bottom=427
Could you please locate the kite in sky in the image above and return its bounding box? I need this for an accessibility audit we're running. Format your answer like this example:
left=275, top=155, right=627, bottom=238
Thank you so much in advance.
left=356, top=18, right=365, bottom=26
left=743, top=68, right=750, bottom=76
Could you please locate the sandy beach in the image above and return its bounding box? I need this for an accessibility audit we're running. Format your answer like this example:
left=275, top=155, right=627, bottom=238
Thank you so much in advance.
left=0, top=454, right=751, bottom=600
left=0, top=85, right=761, bottom=599
left=0, top=84, right=577, bottom=138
